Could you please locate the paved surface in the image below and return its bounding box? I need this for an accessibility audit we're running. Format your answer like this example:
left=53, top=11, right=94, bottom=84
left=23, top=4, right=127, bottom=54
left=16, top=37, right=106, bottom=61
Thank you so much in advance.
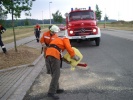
left=0, top=35, right=45, bottom=100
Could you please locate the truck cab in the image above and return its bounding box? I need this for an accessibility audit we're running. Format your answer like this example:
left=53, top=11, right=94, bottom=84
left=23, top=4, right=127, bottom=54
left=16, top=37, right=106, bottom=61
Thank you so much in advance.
left=65, top=7, right=101, bottom=46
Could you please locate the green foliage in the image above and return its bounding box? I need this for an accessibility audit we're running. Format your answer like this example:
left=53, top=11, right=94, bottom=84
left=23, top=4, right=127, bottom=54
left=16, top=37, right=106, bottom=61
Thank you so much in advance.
left=52, top=10, right=63, bottom=24
left=0, top=3, right=7, bottom=20
left=24, top=19, right=30, bottom=26
left=95, top=4, right=102, bottom=20
left=0, top=20, right=5, bottom=25
left=1, top=0, right=35, bottom=18
left=104, top=15, right=108, bottom=21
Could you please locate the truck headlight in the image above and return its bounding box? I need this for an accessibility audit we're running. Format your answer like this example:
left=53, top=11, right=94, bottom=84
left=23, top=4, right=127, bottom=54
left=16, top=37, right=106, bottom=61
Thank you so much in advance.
left=70, top=31, right=73, bottom=34
left=93, top=29, right=96, bottom=33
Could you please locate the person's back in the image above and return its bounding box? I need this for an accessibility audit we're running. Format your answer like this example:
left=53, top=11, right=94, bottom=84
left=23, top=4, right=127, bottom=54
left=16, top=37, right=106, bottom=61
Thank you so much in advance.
left=46, top=37, right=75, bottom=60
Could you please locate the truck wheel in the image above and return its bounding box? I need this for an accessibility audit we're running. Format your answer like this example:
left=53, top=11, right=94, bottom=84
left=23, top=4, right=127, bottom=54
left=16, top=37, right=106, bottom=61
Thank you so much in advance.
left=95, top=37, right=100, bottom=46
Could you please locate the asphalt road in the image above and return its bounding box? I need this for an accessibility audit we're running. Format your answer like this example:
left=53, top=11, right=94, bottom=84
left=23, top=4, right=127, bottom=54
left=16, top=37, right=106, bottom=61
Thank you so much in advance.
left=24, top=29, right=133, bottom=100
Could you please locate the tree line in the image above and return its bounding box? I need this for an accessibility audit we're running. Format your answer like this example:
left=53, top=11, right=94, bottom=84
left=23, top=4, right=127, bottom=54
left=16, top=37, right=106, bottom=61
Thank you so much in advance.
left=1, top=18, right=66, bottom=28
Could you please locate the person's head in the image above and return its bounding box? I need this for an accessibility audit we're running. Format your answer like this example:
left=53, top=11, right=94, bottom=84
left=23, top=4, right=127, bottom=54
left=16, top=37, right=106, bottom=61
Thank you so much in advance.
left=36, top=23, right=39, bottom=26
left=50, top=25, right=60, bottom=35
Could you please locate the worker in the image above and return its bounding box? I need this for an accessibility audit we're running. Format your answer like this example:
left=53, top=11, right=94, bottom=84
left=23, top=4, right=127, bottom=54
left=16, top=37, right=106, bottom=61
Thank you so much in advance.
left=34, top=23, right=41, bottom=42
left=0, top=24, right=7, bottom=53
left=45, top=33, right=80, bottom=99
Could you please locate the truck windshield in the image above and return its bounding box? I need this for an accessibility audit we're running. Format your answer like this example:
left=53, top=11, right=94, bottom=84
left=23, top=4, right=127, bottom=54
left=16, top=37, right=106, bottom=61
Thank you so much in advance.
left=69, top=11, right=94, bottom=21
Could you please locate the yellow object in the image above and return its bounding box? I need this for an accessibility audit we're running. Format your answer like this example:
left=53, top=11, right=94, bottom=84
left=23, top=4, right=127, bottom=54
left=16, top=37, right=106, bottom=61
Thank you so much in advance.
left=70, top=66, right=75, bottom=71
left=63, top=47, right=83, bottom=67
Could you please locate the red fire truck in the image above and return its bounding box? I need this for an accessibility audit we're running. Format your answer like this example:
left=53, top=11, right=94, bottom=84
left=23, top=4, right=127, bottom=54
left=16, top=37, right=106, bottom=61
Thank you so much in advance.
left=65, top=7, right=101, bottom=46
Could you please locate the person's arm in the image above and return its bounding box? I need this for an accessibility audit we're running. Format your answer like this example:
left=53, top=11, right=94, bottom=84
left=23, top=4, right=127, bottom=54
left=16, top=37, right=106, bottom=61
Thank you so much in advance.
left=40, top=33, right=45, bottom=44
left=34, top=26, right=36, bottom=33
left=1, top=26, right=6, bottom=33
left=39, top=27, right=41, bottom=33
left=63, top=37, right=80, bottom=61
left=2, top=26, right=6, bottom=31
left=63, top=38, right=75, bottom=57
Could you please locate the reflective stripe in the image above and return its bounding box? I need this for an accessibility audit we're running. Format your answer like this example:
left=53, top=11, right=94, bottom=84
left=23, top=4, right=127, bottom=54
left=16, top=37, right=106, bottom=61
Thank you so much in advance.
left=2, top=46, right=5, bottom=48
left=44, top=36, right=56, bottom=40
left=51, top=38, right=56, bottom=40
left=44, top=36, right=50, bottom=39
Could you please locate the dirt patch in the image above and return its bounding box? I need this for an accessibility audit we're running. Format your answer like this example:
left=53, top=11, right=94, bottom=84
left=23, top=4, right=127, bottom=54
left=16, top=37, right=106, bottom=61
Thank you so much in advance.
left=0, top=45, right=40, bottom=70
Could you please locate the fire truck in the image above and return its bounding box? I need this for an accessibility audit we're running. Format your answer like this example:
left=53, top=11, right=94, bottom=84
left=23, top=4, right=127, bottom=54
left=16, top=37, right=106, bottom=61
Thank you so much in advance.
left=65, top=7, right=101, bottom=46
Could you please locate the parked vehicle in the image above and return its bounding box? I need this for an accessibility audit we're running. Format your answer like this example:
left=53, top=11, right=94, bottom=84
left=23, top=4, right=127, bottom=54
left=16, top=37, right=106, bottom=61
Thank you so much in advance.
left=58, top=24, right=66, bottom=31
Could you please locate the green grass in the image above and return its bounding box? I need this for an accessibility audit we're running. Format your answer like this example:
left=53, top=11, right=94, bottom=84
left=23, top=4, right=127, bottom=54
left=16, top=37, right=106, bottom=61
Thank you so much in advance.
left=97, top=22, right=133, bottom=31
left=2, top=24, right=49, bottom=43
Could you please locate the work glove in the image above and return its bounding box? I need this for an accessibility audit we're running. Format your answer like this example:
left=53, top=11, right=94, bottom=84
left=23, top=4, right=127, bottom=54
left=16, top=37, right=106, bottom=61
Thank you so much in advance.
left=62, top=57, right=71, bottom=64
left=72, top=55, right=80, bottom=61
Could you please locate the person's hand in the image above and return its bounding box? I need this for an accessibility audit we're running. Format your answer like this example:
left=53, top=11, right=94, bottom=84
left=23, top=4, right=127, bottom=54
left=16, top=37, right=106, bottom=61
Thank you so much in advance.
left=2, top=30, right=5, bottom=32
left=41, top=43, right=46, bottom=47
left=72, top=55, right=80, bottom=61
left=2, top=30, right=5, bottom=33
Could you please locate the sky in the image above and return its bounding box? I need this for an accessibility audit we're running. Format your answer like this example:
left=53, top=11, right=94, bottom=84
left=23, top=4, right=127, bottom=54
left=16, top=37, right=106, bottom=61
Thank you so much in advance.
left=7, top=0, right=133, bottom=21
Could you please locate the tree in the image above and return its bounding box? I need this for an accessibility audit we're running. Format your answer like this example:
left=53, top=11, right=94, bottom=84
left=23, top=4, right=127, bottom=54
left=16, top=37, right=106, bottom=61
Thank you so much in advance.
left=104, top=14, right=108, bottom=28
left=0, top=0, right=35, bottom=52
left=1, top=0, right=34, bottom=18
left=95, top=4, right=102, bottom=20
left=104, top=15, right=108, bottom=21
left=0, top=1, right=7, bottom=20
left=52, top=10, right=63, bottom=24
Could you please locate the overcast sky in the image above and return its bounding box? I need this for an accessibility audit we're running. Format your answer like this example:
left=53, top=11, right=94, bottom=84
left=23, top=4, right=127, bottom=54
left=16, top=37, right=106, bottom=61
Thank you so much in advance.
left=7, top=0, right=133, bottom=21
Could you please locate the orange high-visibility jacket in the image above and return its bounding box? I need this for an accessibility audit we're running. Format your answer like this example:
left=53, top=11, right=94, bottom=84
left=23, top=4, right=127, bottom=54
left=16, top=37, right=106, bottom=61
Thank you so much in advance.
left=35, top=24, right=40, bottom=29
left=40, top=30, right=58, bottom=46
left=46, top=37, right=75, bottom=60
left=34, top=24, right=41, bottom=31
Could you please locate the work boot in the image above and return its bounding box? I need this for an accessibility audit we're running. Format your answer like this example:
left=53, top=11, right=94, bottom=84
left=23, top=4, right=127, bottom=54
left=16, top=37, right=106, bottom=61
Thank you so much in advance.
left=37, top=39, right=39, bottom=43
left=47, top=93, right=59, bottom=99
left=56, top=89, right=64, bottom=94
left=36, top=38, right=39, bottom=43
left=2, top=48, right=7, bottom=54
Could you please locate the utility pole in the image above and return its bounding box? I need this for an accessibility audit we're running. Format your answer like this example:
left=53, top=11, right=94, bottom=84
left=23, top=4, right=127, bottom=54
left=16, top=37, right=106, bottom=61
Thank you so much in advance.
left=104, top=8, right=106, bottom=28
left=49, top=2, right=52, bottom=25
left=42, top=11, right=44, bottom=28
